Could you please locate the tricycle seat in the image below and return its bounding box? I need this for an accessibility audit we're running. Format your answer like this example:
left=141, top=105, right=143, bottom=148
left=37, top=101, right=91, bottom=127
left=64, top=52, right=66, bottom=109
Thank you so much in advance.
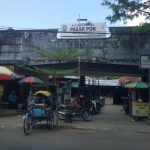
left=31, top=105, right=52, bottom=117
left=34, top=103, right=46, bottom=107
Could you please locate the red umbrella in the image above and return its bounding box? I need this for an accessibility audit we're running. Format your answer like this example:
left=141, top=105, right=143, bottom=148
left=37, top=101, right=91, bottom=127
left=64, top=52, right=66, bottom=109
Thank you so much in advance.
left=0, top=66, right=18, bottom=80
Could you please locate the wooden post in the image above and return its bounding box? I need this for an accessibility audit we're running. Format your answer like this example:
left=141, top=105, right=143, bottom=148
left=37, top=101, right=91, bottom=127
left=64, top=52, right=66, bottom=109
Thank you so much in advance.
left=129, top=89, right=132, bottom=117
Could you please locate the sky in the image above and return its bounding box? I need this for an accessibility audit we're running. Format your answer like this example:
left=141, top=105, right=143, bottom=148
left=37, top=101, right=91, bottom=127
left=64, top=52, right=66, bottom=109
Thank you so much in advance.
left=0, top=0, right=141, bottom=31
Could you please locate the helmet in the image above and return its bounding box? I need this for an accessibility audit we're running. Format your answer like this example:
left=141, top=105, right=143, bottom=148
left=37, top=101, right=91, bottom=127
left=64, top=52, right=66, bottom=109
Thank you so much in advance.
left=79, top=94, right=84, bottom=98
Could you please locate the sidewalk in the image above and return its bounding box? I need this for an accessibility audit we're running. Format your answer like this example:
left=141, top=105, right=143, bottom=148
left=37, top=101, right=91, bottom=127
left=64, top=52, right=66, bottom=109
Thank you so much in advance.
left=1, top=96, right=150, bottom=132
left=0, top=108, right=19, bottom=117
left=0, top=104, right=150, bottom=132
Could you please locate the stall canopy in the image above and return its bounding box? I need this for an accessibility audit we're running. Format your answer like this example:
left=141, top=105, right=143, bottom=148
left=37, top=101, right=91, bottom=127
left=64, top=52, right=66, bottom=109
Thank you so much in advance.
left=119, top=76, right=140, bottom=85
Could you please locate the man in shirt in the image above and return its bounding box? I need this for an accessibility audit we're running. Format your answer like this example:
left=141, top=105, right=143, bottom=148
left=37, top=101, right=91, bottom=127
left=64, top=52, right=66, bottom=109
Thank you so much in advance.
left=9, top=90, right=17, bottom=109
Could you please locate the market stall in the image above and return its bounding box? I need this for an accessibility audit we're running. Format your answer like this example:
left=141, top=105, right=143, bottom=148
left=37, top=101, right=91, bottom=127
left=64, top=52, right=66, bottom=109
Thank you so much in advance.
left=132, top=102, right=149, bottom=117
left=124, top=81, right=149, bottom=119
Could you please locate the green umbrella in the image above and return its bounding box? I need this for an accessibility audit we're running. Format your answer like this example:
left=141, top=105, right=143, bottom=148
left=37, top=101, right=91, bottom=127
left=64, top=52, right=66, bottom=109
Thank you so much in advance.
left=124, top=81, right=150, bottom=99
left=124, top=81, right=149, bottom=88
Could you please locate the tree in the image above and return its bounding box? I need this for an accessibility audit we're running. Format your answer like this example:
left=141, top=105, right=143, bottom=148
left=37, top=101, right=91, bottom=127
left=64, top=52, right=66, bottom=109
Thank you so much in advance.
left=19, top=45, right=90, bottom=129
left=101, top=0, right=150, bottom=24
left=132, top=22, right=150, bottom=34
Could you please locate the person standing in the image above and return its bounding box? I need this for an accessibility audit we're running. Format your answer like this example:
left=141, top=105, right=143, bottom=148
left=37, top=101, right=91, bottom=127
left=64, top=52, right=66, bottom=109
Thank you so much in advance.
left=8, top=90, right=17, bottom=109
left=72, top=94, right=78, bottom=103
left=27, top=88, right=33, bottom=102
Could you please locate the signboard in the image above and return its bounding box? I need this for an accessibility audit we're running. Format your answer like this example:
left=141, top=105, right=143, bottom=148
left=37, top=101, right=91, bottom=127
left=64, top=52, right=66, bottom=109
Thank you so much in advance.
left=71, top=82, right=78, bottom=88
left=140, top=55, right=150, bottom=69
left=132, top=102, right=149, bottom=116
left=60, top=22, right=106, bottom=39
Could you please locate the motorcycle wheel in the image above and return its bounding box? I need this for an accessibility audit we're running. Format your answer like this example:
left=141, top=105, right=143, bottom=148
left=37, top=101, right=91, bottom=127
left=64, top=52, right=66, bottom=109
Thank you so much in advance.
left=97, top=107, right=100, bottom=113
left=58, top=108, right=65, bottom=120
left=92, top=107, right=97, bottom=114
left=90, top=104, right=96, bottom=115
left=82, top=110, right=92, bottom=121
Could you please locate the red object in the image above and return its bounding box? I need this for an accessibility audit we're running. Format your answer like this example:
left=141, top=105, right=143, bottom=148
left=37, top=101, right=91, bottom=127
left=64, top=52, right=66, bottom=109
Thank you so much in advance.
left=119, top=76, right=139, bottom=84
left=73, top=103, right=79, bottom=107
left=79, top=95, right=84, bottom=98
left=0, top=66, right=18, bottom=80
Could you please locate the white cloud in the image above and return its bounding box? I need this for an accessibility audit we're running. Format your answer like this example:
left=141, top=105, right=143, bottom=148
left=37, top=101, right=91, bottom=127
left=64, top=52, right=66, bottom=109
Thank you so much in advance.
left=123, top=0, right=150, bottom=26
left=126, top=16, right=148, bottom=26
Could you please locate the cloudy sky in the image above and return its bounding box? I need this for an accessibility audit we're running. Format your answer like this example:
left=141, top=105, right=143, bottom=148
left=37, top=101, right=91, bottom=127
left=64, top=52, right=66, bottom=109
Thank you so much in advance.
left=0, top=0, right=148, bottom=30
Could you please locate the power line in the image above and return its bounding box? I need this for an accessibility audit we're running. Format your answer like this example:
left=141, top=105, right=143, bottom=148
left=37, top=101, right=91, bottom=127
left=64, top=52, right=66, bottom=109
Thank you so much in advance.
left=1, top=25, right=150, bottom=36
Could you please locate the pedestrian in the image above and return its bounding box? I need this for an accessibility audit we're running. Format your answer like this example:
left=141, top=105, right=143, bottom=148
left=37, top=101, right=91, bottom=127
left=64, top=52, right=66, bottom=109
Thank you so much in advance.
left=27, top=88, right=34, bottom=109
left=8, top=90, right=17, bottom=109
left=72, top=94, right=78, bottom=103
left=27, top=88, right=33, bottom=102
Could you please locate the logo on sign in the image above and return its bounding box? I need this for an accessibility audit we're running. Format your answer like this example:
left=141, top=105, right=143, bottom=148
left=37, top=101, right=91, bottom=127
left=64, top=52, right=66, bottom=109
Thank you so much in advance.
left=62, top=25, right=67, bottom=31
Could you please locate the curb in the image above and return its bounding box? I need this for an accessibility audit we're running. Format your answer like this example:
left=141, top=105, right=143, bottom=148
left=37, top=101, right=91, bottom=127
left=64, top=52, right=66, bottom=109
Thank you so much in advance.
left=143, top=118, right=150, bottom=125
left=0, top=112, right=19, bottom=117
left=58, top=125, right=97, bottom=131
left=0, top=110, right=26, bottom=118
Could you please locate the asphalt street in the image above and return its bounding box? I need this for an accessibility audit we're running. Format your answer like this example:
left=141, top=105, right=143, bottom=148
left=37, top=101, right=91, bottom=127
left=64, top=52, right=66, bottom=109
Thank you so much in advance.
left=0, top=123, right=150, bottom=150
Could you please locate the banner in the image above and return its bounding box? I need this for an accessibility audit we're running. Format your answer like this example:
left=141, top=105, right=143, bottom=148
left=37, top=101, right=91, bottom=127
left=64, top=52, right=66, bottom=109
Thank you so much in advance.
left=140, top=55, right=150, bottom=69
left=132, top=103, right=149, bottom=116
left=60, top=22, right=106, bottom=39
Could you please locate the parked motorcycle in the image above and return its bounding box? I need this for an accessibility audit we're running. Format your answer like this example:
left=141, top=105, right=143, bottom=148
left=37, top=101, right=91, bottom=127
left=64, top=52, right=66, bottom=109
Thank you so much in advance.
left=58, top=100, right=92, bottom=122
left=88, top=95, right=101, bottom=115
left=88, top=90, right=105, bottom=114
left=100, top=96, right=105, bottom=107
left=121, top=96, right=129, bottom=114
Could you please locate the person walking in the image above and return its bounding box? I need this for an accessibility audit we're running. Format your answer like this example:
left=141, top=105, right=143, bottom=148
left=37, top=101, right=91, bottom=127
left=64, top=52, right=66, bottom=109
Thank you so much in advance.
left=8, top=90, right=17, bottom=109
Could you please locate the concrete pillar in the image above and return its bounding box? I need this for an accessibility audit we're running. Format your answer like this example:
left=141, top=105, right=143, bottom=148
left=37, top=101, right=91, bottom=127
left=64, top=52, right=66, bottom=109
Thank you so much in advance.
left=79, top=76, right=85, bottom=95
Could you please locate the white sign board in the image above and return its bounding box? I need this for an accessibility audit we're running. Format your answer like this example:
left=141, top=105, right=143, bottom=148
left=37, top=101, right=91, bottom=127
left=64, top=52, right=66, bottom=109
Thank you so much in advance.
left=60, top=22, right=106, bottom=39
left=140, top=55, right=150, bottom=69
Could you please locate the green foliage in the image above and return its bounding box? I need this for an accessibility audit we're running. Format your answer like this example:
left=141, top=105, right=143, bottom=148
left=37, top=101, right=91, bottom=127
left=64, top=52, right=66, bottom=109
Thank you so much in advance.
left=132, top=22, right=150, bottom=34
left=19, top=65, right=77, bottom=76
left=24, top=44, right=83, bottom=62
left=24, top=44, right=93, bottom=62
left=83, top=49, right=94, bottom=60
left=20, top=45, right=85, bottom=76
left=101, top=0, right=150, bottom=24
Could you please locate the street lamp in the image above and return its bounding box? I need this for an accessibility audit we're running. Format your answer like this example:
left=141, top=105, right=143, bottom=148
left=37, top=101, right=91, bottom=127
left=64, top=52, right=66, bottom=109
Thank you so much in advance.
left=77, top=14, right=87, bottom=99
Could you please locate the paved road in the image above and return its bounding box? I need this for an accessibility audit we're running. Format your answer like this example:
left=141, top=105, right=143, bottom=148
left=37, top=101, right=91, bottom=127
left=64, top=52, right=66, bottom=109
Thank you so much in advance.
left=1, top=128, right=150, bottom=150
